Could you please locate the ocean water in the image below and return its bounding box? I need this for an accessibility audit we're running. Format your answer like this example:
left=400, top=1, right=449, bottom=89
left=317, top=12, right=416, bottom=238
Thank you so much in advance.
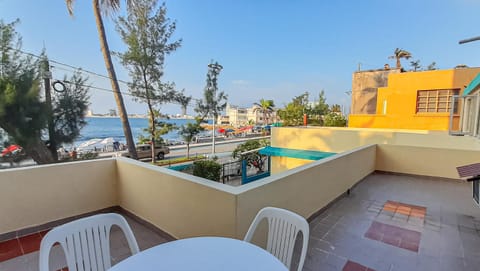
left=75, top=117, right=207, bottom=146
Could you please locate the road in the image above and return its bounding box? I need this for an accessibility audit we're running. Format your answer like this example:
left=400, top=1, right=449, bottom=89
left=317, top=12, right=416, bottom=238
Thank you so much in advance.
left=168, top=140, right=249, bottom=159
left=1, top=136, right=270, bottom=169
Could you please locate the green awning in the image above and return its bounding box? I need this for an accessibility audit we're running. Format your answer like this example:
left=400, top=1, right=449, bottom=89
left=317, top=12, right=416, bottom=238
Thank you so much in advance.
left=463, top=73, right=480, bottom=96
left=259, top=146, right=336, bottom=160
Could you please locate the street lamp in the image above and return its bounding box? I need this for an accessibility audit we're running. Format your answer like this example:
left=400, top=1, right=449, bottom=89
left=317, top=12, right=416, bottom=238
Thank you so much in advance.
left=459, top=36, right=480, bottom=44
left=207, top=62, right=223, bottom=155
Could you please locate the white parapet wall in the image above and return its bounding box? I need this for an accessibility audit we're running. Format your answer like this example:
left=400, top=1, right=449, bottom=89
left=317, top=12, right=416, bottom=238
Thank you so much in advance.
left=2, top=126, right=480, bottom=239
left=0, top=159, right=117, bottom=235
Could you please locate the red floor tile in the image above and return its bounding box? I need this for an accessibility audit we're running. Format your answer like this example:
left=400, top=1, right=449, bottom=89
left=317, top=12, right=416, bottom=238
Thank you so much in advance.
left=343, top=260, right=374, bottom=271
left=365, top=221, right=421, bottom=252
left=365, top=230, right=383, bottom=241
left=0, top=239, right=22, bottom=262
left=18, top=233, right=43, bottom=254
left=381, top=235, right=401, bottom=246
left=399, top=240, right=419, bottom=252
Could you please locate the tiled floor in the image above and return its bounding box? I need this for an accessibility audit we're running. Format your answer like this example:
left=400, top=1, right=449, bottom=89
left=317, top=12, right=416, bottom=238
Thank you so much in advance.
left=303, top=173, right=480, bottom=271
left=1, top=172, right=480, bottom=271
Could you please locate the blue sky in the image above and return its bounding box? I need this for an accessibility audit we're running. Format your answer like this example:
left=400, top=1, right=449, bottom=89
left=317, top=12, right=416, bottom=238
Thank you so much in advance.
left=1, top=0, right=480, bottom=115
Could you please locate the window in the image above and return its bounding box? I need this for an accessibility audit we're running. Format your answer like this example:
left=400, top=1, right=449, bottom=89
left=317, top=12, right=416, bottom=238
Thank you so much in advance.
left=416, top=89, right=459, bottom=113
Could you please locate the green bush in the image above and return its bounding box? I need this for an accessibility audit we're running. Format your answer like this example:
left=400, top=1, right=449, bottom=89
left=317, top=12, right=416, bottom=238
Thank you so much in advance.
left=193, top=160, right=222, bottom=182
left=323, top=112, right=347, bottom=127
left=155, top=155, right=204, bottom=166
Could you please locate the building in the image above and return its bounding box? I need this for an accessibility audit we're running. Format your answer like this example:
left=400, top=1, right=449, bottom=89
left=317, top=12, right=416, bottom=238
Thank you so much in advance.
left=222, top=103, right=275, bottom=127
left=348, top=67, right=480, bottom=130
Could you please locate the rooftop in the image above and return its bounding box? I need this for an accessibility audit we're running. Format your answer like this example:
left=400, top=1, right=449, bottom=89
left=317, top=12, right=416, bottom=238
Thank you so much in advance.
left=1, top=172, right=479, bottom=271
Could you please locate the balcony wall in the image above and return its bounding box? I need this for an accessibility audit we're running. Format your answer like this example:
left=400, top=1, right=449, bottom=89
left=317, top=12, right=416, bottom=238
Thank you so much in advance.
left=116, top=158, right=238, bottom=239
left=376, top=144, right=480, bottom=179
left=234, top=144, right=376, bottom=238
left=0, top=159, right=117, bottom=235
left=2, top=128, right=479, bottom=241
left=270, top=127, right=480, bottom=173
left=272, top=126, right=480, bottom=152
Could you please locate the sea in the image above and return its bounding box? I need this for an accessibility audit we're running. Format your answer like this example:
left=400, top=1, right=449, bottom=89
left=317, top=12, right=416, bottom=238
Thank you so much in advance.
left=74, top=117, right=210, bottom=147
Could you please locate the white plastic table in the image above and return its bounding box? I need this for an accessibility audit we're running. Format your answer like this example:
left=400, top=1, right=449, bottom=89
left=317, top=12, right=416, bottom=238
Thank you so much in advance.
left=109, top=237, right=288, bottom=271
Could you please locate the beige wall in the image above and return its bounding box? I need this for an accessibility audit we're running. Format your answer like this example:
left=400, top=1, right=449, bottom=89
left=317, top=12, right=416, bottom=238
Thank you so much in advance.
left=272, top=127, right=480, bottom=153
left=3, top=127, right=480, bottom=240
left=116, top=158, right=238, bottom=239
left=0, top=159, right=117, bottom=235
left=376, top=144, right=480, bottom=179
left=234, top=145, right=376, bottom=238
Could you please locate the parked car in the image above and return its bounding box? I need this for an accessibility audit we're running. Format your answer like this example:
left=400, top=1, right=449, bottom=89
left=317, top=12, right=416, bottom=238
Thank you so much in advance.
left=121, top=144, right=170, bottom=160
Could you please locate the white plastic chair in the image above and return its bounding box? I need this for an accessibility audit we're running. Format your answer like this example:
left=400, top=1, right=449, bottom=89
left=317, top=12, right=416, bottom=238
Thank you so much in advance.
left=39, top=213, right=139, bottom=271
left=244, top=207, right=309, bottom=271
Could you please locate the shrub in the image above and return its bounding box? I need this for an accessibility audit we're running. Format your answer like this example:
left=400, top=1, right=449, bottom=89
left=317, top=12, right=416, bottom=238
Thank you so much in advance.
left=193, top=160, right=221, bottom=182
left=323, top=112, right=347, bottom=127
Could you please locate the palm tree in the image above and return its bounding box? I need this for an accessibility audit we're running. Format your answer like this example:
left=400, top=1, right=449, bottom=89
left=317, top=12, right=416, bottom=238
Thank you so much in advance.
left=389, top=48, right=412, bottom=69
left=66, top=0, right=137, bottom=159
left=410, top=60, right=421, bottom=71
left=253, top=99, right=275, bottom=125
left=330, top=104, right=341, bottom=113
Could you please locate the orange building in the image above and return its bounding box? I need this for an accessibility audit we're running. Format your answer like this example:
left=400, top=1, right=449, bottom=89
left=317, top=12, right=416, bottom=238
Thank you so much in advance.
left=348, top=67, right=480, bottom=131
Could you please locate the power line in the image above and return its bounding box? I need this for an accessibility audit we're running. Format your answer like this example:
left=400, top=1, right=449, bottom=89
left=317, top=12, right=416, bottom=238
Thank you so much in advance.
left=57, top=78, right=198, bottom=108
left=12, top=47, right=202, bottom=105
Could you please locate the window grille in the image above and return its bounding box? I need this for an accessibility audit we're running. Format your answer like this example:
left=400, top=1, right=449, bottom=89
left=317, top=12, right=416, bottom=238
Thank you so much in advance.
left=416, top=89, right=459, bottom=113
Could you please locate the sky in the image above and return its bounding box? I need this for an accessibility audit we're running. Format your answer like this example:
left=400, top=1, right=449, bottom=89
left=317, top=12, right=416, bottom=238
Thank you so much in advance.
left=1, top=0, right=480, bottom=115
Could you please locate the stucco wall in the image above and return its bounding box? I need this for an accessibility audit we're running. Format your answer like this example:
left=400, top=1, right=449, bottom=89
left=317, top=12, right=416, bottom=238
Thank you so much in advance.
left=349, top=68, right=480, bottom=130
left=0, top=159, right=117, bottom=235
left=271, top=126, right=480, bottom=153
left=376, top=144, right=480, bottom=179
left=271, top=156, right=313, bottom=174
left=234, top=144, right=376, bottom=239
left=116, top=158, right=238, bottom=239
left=351, top=69, right=400, bottom=114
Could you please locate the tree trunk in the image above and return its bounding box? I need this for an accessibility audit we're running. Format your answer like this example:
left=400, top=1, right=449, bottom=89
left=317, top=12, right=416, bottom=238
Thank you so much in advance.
left=24, top=139, right=55, bottom=165
left=396, top=58, right=401, bottom=69
left=182, top=105, right=187, bottom=116
left=186, top=143, right=190, bottom=158
left=92, top=0, right=137, bottom=159
left=147, top=101, right=156, bottom=163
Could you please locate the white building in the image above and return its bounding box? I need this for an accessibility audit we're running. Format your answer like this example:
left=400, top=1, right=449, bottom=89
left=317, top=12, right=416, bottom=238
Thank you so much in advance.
left=220, top=103, right=276, bottom=127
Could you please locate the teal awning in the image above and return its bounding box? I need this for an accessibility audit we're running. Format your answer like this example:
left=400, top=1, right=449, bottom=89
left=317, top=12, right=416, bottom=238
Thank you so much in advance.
left=259, top=146, right=336, bottom=160
left=463, top=73, right=480, bottom=96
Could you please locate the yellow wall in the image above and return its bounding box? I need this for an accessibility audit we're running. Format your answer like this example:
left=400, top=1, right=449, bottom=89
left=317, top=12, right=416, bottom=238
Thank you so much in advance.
left=116, top=158, right=238, bottom=239
left=0, top=159, right=117, bottom=234
left=272, top=126, right=480, bottom=152
left=349, top=68, right=480, bottom=130
left=271, top=126, right=480, bottom=174
left=271, top=156, right=313, bottom=174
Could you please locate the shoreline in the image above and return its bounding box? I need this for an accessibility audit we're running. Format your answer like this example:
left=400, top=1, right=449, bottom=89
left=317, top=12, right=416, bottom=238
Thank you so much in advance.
left=85, top=115, right=196, bottom=119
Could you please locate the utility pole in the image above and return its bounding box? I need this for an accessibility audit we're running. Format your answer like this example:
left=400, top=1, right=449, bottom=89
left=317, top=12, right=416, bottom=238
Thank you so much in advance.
left=42, top=57, right=57, bottom=161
